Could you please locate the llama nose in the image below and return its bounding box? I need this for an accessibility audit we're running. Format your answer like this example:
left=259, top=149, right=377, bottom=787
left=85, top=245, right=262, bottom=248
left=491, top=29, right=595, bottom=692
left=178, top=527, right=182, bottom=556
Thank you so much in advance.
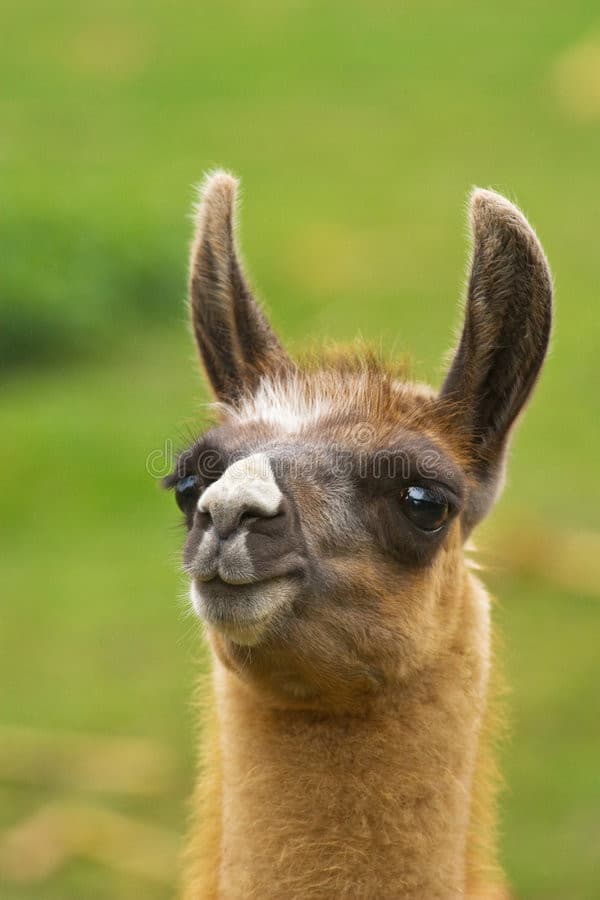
left=197, top=452, right=283, bottom=540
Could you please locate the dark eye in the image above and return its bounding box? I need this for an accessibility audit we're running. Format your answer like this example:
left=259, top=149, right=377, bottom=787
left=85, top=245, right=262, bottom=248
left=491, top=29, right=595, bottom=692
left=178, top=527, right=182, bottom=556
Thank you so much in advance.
left=175, top=474, right=200, bottom=513
left=400, top=485, right=449, bottom=532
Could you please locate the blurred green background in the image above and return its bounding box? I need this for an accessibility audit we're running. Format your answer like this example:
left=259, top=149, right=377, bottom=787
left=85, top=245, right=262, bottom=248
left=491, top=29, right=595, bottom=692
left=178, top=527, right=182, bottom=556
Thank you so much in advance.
left=1, top=2, right=599, bottom=898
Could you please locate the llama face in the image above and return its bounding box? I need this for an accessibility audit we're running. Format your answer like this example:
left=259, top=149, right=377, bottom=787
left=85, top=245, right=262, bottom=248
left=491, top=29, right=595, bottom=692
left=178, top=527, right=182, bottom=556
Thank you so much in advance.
left=171, top=373, right=463, bottom=639
left=169, top=370, right=470, bottom=704
left=165, top=172, right=552, bottom=708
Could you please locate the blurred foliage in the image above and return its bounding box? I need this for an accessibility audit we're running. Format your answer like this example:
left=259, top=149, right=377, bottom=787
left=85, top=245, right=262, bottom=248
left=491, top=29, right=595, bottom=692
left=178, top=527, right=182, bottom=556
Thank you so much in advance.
left=0, top=217, right=182, bottom=369
left=1, top=1, right=599, bottom=898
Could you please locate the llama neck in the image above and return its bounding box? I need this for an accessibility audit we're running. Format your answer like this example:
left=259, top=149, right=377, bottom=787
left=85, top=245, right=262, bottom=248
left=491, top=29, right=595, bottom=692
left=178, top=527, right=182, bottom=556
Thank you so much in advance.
left=186, top=577, right=494, bottom=900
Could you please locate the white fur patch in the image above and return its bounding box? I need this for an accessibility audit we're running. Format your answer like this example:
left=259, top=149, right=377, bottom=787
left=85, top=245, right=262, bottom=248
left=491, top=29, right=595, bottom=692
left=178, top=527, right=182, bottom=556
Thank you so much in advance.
left=198, top=451, right=282, bottom=520
left=214, top=374, right=434, bottom=434
left=216, top=378, right=333, bottom=433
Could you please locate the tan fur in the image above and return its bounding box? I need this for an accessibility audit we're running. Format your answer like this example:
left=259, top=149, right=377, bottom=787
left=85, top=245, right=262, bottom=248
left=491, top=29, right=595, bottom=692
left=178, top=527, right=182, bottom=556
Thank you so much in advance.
left=182, top=677, right=222, bottom=900
left=183, top=528, right=502, bottom=899
left=170, top=173, right=553, bottom=899
left=184, top=587, right=500, bottom=899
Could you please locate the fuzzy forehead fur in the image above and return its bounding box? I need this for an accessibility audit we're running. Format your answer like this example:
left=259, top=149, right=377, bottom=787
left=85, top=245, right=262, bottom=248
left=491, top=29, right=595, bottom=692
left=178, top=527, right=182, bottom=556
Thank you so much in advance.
left=212, top=350, right=464, bottom=457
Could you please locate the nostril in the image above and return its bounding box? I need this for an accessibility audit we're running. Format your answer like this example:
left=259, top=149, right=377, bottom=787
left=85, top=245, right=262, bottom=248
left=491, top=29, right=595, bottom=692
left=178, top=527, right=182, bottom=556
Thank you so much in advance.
left=238, top=509, right=257, bottom=527
left=238, top=504, right=272, bottom=526
left=196, top=507, right=213, bottom=529
left=203, top=500, right=284, bottom=540
left=239, top=503, right=283, bottom=527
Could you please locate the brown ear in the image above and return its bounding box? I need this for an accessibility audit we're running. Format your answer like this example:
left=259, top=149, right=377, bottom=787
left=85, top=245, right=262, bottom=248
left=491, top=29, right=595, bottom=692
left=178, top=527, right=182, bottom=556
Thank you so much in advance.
left=188, top=171, right=291, bottom=403
left=440, top=189, right=553, bottom=522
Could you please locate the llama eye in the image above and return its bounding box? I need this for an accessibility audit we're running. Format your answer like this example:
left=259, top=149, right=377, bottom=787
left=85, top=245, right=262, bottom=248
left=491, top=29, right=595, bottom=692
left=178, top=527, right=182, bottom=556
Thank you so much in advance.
left=400, top=485, right=449, bottom=532
left=175, top=474, right=200, bottom=512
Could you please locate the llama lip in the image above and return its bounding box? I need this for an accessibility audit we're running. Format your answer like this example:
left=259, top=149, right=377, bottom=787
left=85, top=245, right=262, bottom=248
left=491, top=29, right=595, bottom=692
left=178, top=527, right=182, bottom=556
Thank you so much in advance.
left=194, top=574, right=271, bottom=595
left=194, top=569, right=261, bottom=587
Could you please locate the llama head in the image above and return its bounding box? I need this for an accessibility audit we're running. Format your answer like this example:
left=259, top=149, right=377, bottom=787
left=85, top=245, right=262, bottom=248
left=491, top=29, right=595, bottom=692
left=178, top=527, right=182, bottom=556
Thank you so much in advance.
left=165, top=172, right=552, bottom=710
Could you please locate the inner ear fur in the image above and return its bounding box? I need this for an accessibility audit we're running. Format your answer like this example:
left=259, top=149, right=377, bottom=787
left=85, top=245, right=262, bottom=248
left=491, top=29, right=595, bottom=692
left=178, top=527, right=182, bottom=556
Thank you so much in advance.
left=440, top=189, right=553, bottom=526
left=188, top=171, right=291, bottom=403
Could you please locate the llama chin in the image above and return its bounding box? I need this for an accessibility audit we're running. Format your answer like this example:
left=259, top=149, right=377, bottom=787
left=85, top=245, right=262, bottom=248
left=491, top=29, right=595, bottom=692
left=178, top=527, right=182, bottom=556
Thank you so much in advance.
left=190, top=578, right=293, bottom=647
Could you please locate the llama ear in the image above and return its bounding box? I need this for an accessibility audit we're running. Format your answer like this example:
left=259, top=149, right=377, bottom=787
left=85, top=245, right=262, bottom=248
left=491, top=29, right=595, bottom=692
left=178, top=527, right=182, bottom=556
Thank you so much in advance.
left=440, top=190, right=552, bottom=512
left=188, top=171, right=291, bottom=402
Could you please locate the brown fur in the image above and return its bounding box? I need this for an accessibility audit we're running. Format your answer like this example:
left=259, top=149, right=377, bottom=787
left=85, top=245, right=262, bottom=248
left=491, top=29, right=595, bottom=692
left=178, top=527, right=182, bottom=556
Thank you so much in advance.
left=167, top=172, right=552, bottom=899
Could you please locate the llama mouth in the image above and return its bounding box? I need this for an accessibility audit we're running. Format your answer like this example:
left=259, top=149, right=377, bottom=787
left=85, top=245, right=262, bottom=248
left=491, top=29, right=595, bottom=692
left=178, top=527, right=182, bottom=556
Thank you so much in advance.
left=190, top=576, right=294, bottom=646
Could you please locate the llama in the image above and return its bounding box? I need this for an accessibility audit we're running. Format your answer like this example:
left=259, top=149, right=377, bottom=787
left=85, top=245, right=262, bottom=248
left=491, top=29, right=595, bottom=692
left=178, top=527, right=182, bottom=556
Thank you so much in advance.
left=164, top=172, right=552, bottom=899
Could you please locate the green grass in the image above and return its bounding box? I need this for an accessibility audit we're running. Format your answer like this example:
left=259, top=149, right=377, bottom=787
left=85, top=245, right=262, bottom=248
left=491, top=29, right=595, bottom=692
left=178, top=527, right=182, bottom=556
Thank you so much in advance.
left=2, top=1, right=600, bottom=897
